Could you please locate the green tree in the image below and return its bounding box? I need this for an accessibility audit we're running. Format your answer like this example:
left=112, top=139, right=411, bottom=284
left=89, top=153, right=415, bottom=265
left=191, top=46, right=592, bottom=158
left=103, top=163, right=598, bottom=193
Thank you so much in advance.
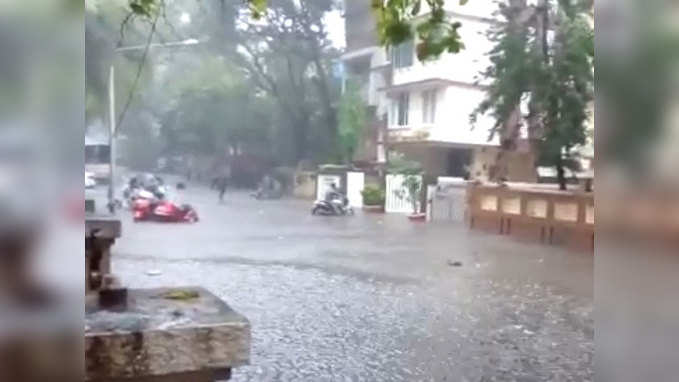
left=161, top=78, right=272, bottom=159
left=371, top=0, right=466, bottom=60
left=119, top=111, right=164, bottom=170
left=536, top=8, right=593, bottom=188
left=470, top=0, right=594, bottom=189
left=337, top=81, right=367, bottom=164
left=231, top=0, right=341, bottom=164
left=121, top=0, right=341, bottom=164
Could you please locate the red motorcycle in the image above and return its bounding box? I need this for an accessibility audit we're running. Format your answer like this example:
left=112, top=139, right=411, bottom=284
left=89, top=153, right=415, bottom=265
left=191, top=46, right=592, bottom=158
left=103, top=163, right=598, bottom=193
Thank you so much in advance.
left=132, top=198, right=199, bottom=223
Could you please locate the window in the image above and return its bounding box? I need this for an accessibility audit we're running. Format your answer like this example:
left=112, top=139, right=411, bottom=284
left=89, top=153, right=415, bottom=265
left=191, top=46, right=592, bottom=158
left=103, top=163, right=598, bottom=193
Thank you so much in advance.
left=391, top=40, right=414, bottom=69
left=422, top=89, right=437, bottom=124
left=397, top=93, right=409, bottom=126
left=391, top=93, right=410, bottom=127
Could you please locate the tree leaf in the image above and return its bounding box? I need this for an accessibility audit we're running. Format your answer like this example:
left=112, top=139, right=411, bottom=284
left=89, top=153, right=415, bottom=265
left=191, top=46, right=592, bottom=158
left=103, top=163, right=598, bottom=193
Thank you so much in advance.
left=129, top=3, right=147, bottom=17
left=249, top=0, right=268, bottom=19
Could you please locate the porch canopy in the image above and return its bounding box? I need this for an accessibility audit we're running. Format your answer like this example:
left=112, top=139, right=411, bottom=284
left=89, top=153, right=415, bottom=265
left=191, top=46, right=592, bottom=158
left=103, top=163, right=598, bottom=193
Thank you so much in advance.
left=380, top=78, right=483, bottom=97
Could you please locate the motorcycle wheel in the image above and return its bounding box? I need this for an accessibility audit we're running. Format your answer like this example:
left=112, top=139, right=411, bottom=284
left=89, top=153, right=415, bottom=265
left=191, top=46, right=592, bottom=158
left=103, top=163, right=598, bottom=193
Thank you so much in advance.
left=312, top=206, right=323, bottom=215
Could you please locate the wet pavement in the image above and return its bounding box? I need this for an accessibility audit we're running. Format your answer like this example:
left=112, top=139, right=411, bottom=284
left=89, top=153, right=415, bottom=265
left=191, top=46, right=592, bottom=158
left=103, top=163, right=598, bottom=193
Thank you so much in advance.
left=111, top=180, right=593, bottom=381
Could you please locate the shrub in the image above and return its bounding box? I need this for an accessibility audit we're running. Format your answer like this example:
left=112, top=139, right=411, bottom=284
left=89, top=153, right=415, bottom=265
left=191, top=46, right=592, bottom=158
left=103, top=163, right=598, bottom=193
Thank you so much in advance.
left=361, top=186, right=385, bottom=206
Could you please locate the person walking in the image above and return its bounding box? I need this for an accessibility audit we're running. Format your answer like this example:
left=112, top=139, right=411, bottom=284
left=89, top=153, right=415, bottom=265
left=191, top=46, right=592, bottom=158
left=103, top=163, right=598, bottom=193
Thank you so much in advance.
left=217, top=175, right=228, bottom=203
left=217, top=163, right=232, bottom=203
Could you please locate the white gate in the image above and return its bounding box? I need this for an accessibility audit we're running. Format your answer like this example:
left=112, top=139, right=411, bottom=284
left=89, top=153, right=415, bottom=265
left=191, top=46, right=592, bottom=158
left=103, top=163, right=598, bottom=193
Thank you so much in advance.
left=346, top=172, right=365, bottom=207
left=385, top=174, right=422, bottom=213
left=428, top=177, right=468, bottom=222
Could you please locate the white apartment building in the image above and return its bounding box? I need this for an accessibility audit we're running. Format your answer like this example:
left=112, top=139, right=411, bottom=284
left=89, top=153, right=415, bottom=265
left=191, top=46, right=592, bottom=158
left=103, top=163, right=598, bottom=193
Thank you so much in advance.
left=341, top=0, right=537, bottom=181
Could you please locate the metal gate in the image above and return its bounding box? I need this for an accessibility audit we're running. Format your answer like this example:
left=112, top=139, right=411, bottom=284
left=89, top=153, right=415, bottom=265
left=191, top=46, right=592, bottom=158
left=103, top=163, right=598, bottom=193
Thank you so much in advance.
left=427, top=178, right=468, bottom=222
left=385, top=174, right=422, bottom=213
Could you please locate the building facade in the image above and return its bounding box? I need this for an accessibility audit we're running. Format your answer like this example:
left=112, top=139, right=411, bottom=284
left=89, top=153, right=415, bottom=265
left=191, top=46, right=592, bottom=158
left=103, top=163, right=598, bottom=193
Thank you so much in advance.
left=340, top=0, right=537, bottom=181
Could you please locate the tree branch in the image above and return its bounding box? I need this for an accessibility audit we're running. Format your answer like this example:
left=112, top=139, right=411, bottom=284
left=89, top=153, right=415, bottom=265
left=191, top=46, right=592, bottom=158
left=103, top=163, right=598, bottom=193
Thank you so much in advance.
left=116, top=10, right=161, bottom=135
left=117, top=12, right=136, bottom=48
left=239, top=42, right=279, bottom=96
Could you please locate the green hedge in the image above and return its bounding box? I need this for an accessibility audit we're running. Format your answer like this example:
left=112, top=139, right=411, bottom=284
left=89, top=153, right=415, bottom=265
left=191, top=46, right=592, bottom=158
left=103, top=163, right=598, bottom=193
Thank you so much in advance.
left=361, top=186, right=385, bottom=206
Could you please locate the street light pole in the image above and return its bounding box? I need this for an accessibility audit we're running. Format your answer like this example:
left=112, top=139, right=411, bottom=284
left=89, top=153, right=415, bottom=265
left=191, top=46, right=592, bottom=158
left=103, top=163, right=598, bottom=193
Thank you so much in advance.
left=107, top=65, right=116, bottom=213
left=105, top=38, right=204, bottom=214
left=114, top=38, right=201, bottom=53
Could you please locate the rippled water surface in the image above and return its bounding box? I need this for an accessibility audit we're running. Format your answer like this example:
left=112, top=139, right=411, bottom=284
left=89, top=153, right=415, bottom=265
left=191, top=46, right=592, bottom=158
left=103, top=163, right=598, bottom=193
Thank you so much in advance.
left=113, top=183, right=593, bottom=381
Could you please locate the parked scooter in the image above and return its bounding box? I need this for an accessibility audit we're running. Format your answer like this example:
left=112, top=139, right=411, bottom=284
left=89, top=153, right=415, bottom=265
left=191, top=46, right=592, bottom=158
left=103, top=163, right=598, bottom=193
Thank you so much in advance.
left=311, top=195, right=354, bottom=216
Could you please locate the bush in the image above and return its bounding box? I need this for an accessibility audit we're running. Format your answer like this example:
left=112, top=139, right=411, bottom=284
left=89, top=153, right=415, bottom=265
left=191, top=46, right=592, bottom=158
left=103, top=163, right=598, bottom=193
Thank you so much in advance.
left=361, top=186, right=385, bottom=206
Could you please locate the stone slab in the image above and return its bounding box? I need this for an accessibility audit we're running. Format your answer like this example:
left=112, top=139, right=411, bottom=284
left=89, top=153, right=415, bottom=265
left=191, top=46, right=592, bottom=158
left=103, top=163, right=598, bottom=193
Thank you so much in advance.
left=85, top=287, right=250, bottom=381
left=86, top=216, right=122, bottom=239
left=90, top=369, right=230, bottom=382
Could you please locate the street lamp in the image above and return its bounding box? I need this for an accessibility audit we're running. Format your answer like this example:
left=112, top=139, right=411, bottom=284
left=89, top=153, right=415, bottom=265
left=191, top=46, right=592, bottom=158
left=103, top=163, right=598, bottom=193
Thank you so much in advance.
left=106, top=38, right=205, bottom=213
left=114, top=38, right=201, bottom=53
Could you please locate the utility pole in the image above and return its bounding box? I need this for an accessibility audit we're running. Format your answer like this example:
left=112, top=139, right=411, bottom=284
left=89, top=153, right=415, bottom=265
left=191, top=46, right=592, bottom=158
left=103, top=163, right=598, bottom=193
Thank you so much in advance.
left=108, top=65, right=116, bottom=214
left=104, top=38, right=203, bottom=214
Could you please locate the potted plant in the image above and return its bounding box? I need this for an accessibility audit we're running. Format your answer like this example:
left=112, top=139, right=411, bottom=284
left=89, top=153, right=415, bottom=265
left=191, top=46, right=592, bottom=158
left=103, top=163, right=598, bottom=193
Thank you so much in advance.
left=361, top=186, right=385, bottom=213
left=395, top=173, right=425, bottom=221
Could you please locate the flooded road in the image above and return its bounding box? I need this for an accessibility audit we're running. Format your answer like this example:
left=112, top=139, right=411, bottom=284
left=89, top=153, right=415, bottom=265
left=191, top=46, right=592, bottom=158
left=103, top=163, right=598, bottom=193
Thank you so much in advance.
left=112, top=181, right=593, bottom=381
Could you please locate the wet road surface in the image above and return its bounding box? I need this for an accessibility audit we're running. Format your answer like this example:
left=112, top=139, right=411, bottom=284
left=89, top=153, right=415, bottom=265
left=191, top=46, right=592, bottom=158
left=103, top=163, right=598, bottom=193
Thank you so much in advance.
left=112, top=180, right=593, bottom=381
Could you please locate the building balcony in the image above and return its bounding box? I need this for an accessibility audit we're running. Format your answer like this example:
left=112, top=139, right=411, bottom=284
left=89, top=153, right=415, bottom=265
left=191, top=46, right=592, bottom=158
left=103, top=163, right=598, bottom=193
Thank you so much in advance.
left=388, top=124, right=435, bottom=143
left=381, top=78, right=459, bottom=98
left=387, top=121, right=501, bottom=148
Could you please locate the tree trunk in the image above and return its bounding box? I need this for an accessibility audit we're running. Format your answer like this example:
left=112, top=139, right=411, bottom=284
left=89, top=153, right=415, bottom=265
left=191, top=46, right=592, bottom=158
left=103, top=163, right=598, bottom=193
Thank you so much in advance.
left=305, top=3, right=338, bottom=153
left=311, top=69, right=337, bottom=160
left=490, top=106, right=522, bottom=183
left=489, top=0, right=531, bottom=184
left=292, top=117, right=309, bottom=163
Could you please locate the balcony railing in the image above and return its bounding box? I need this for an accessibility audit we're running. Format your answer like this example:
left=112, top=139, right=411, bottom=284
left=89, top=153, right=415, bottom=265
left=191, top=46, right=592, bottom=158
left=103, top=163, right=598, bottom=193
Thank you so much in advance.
left=387, top=124, right=435, bottom=142
left=387, top=123, right=435, bottom=131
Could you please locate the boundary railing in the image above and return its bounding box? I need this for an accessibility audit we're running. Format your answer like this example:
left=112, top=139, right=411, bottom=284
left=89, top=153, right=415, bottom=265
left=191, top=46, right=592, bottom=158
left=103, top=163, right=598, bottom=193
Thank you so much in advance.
left=467, top=183, right=594, bottom=252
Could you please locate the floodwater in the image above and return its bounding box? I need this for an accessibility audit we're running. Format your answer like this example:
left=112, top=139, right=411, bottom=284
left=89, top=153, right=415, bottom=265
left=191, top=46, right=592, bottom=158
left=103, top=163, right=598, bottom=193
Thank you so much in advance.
left=112, top=179, right=593, bottom=381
